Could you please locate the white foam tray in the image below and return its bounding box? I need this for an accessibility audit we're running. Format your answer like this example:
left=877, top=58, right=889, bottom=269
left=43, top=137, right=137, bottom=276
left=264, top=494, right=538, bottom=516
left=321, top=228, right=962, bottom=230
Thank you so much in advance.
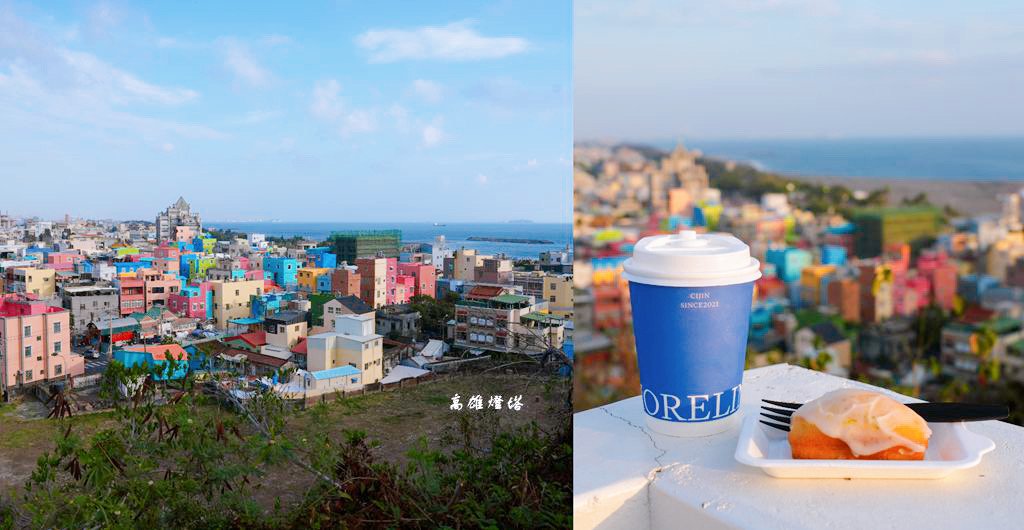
left=734, top=413, right=996, bottom=479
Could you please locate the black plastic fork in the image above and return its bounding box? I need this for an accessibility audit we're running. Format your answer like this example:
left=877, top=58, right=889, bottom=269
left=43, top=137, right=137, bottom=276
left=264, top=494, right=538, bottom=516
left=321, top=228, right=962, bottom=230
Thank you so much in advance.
left=759, top=399, right=1009, bottom=432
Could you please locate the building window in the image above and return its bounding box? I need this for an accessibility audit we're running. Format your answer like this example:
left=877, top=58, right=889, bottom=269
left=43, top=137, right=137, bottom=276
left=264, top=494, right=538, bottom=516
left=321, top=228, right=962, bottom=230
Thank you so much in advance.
left=54, top=341, right=62, bottom=353
left=24, top=325, right=31, bottom=337
left=55, top=365, right=62, bottom=375
left=24, top=346, right=32, bottom=357
left=54, top=321, right=61, bottom=333
left=25, top=370, right=32, bottom=381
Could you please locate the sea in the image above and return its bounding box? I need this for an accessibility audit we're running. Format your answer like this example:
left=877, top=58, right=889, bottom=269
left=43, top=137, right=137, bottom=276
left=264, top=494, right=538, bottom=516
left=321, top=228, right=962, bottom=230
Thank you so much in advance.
left=205, top=222, right=573, bottom=259
left=669, top=137, right=1024, bottom=181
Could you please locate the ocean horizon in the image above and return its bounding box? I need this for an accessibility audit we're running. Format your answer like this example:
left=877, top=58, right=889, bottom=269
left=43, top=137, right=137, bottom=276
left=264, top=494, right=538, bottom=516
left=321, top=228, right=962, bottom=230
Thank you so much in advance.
left=652, top=137, right=1024, bottom=181
left=205, top=221, right=573, bottom=259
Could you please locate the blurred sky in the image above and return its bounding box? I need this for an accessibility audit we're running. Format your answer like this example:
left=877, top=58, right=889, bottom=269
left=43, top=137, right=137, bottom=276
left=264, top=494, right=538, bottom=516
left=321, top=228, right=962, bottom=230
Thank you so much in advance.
left=575, top=0, right=1024, bottom=142
left=0, top=0, right=572, bottom=222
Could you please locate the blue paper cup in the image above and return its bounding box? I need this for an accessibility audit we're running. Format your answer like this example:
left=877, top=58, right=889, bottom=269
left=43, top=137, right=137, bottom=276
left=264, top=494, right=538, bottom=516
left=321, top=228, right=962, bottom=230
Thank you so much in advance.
left=623, top=230, right=761, bottom=437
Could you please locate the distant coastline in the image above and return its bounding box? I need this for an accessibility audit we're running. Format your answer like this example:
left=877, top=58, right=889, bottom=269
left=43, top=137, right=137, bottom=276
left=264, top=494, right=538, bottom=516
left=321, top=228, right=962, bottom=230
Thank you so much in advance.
left=606, top=138, right=1024, bottom=217
left=206, top=221, right=572, bottom=259
left=467, top=236, right=555, bottom=244
left=679, top=137, right=1024, bottom=182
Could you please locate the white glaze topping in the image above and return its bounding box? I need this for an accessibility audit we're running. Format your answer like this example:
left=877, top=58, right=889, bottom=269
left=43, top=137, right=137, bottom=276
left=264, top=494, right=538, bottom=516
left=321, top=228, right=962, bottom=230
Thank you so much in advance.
left=793, top=388, right=932, bottom=456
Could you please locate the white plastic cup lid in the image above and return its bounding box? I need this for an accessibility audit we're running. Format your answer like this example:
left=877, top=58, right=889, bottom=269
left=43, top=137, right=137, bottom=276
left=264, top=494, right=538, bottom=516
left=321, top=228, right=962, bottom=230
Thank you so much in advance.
left=623, top=230, right=762, bottom=287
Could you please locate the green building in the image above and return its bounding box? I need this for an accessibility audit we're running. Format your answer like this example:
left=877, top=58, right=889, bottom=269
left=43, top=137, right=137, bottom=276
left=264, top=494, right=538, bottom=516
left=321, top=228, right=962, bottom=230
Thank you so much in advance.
left=851, top=206, right=941, bottom=259
left=328, top=229, right=401, bottom=263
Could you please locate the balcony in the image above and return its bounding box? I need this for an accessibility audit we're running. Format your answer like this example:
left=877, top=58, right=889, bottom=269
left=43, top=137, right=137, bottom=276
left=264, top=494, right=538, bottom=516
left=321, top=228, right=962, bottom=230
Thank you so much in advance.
left=574, top=364, right=1024, bottom=530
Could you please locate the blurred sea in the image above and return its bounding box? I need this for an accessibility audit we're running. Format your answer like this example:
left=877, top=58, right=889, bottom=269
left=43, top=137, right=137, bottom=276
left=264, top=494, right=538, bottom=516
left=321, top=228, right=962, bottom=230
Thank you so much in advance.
left=671, top=137, right=1024, bottom=181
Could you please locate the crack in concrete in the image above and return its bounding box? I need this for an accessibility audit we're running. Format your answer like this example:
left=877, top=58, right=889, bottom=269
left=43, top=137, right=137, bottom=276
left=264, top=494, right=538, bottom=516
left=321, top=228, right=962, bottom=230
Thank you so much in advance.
left=601, top=407, right=668, bottom=473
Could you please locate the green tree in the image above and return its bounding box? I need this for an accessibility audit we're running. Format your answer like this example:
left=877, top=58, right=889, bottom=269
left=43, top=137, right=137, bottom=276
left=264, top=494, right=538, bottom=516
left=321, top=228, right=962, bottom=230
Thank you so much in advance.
left=409, top=292, right=460, bottom=339
left=973, top=324, right=1000, bottom=386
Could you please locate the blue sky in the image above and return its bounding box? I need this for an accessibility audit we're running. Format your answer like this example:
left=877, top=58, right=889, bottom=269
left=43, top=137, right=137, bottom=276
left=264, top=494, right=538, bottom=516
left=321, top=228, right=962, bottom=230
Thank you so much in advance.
left=576, top=0, right=1024, bottom=141
left=0, top=0, right=572, bottom=223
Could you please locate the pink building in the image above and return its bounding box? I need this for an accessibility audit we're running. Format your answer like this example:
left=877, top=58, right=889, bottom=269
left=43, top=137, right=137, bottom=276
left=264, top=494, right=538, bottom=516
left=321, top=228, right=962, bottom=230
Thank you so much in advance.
left=385, top=257, right=398, bottom=304
left=154, top=246, right=181, bottom=276
left=904, top=276, right=931, bottom=313
left=245, top=269, right=269, bottom=281
left=139, top=269, right=180, bottom=310
left=168, top=282, right=210, bottom=319
left=393, top=275, right=415, bottom=305
left=46, top=252, right=84, bottom=271
left=119, top=277, right=145, bottom=316
left=175, top=225, right=196, bottom=243
left=930, top=265, right=958, bottom=311
left=396, top=262, right=437, bottom=299
left=1, top=294, right=83, bottom=395
left=917, top=250, right=957, bottom=310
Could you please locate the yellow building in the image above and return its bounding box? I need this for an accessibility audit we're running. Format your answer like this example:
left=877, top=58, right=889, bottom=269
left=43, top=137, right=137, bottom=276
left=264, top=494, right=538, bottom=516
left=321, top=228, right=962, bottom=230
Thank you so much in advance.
left=986, top=233, right=1024, bottom=282
left=307, top=313, right=384, bottom=385
left=296, top=267, right=332, bottom=293
left=543, top=274, right=574, bottom=319
left=800, top=265, right=836, bottom=306
left=209, top=279, right=265, bottom=329
left=12, top=267, right=56, bottom=298
left=455, top=248, right=483, bottom=281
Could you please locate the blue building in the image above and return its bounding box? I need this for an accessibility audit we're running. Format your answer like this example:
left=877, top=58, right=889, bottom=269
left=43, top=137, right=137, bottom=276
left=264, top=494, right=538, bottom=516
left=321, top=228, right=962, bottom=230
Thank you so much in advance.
left=436, top=278, right=467, bottom=299
left=958, top=274, right=999, bottom=304
left=765, top=247, right=812, bottom=283
left=306, top=247, right=337, bottom=269
left=251, top=291, right=296, bottom=318
left=114, top=345, right=190, bottom=380
left=821, top=245, right=847, bottom=266
left=263, top=256, right=299, bottom=289
left=114, top=261, right=147, bottom=275
left=316, top=273, right=333, bottom=293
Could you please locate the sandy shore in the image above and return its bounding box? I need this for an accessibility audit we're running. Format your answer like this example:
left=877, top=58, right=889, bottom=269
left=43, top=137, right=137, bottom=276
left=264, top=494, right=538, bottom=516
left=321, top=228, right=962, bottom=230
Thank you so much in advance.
left=792, top=175, right=1022, bottom=217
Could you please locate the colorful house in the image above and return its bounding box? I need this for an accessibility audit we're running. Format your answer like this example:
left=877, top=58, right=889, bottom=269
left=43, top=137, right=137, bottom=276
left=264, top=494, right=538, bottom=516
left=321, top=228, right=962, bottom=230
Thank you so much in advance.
left=263, top=256, right=299, bottom=289
left=396, top=262, right=436, bottom=299
left=168, top=283, right=212, bottom=320
left=114, top=344, right=190, bottom=380
left=297, top=267, right=332, bottom=293
left=224, top=330, right=268, bottom=353
left=766, top=247, right=812, bottom=284
left=800, top=265, right=836, bottom=307
left=305, top=248, right=337, bottom=269
left=1, top=294, right=83, bottom=395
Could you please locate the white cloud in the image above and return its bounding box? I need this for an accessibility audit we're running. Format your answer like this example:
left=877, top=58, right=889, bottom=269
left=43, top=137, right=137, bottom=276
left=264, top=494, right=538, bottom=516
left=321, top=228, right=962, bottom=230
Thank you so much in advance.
left=411, top=79, right=443, bottom=103
left=355, top=20, right=529, bottom=63
left=527, top=158, right=538, bottom=167
left=421, top=117, right=445, bottom=147
left=221, top=38, right=272, bottom=87
left=309, top=79, right=377, bottom=136
left=343, top=109, right=377, bottom=135
left=161, top=142, right=175, bottom=152
left=55, top=48, right=199, bottom=105
left=0, top=8, right=220, bottom=145
left=476, top=174, right=489, bottom=185
left=310, top=79, right=344, bottom=120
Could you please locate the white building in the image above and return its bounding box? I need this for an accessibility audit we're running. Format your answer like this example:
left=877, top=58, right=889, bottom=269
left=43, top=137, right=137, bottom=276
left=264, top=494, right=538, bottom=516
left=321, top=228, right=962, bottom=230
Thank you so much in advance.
left=155, top=196, right=202, bottom=244
left=248, top=233, right=268, bottom=250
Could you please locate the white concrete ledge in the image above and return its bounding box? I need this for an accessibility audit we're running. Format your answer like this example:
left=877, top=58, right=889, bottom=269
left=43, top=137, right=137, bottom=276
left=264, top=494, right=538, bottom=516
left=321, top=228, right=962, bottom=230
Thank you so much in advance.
left=574, top=364, right=1024, bottom=530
